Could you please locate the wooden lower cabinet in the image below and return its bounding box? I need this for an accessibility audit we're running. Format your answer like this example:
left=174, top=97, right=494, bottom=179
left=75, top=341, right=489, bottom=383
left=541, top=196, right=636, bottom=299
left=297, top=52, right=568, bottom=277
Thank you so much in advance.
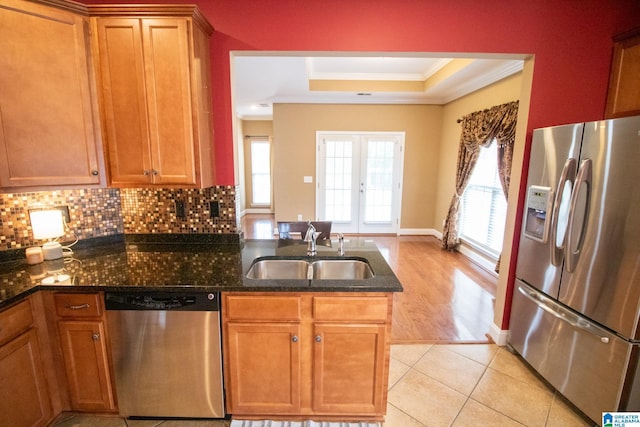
left=0, top=299, right=53, bottom=427
left=54, top=293, right=116, bottom=412
left=225, top=322, right=302, bottom=414
left=312, top=323, right=387, bottom=414
left=57, top=320, right=115, bottom=411
left=222, top=292, right=392, bottom=419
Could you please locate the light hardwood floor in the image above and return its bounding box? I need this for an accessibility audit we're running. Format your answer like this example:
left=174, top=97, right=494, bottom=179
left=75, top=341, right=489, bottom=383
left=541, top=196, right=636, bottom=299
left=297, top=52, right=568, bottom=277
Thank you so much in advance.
left=241, top=214, right=497, bottom=344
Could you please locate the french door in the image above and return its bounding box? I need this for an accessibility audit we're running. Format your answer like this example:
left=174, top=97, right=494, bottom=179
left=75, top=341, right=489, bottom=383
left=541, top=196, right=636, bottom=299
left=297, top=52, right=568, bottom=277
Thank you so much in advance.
left=316, top=132, right=404, bottom=234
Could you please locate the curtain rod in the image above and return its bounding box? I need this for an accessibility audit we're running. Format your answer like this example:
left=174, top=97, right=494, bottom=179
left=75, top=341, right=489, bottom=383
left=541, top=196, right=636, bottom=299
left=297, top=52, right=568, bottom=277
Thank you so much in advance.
left=244, top=135, right=270, bottom=138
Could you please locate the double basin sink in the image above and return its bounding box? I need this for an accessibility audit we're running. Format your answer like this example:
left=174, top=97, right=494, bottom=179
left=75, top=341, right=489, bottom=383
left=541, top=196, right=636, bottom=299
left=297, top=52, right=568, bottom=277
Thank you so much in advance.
left=246, top=256, right=374, bottom=281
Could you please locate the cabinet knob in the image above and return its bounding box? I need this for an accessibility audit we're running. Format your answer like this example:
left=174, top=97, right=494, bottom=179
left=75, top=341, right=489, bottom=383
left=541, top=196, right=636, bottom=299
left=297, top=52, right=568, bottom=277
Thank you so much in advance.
left=291, top=335, right=298, bottom=343
left=91, top=333, right=100, bottom=341
left=152, top=169, right=159, bottom=175
left=91, top=170, right=99, bottom=176
left=315, top=335, right=322, bottom=343
left=143, top=170, right=150, bottom=176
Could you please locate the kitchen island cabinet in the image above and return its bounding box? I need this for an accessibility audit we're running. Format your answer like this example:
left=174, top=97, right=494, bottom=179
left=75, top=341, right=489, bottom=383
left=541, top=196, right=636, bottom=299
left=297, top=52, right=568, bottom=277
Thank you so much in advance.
left=222, top=292, right=392, bottom=420
left=0, top=0, right=104, bottom=190
left=0, top=298, right=53, bottom=427
left=90, top=6, right=215, bottom=187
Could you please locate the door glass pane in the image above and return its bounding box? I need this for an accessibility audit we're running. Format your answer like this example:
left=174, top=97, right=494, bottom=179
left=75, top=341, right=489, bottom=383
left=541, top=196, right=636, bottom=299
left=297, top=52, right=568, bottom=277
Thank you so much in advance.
left=324, top=139, right=352, bottom=221
left=364, top=140, right=394, bottom=223
left=251, top=141, right=271, bottom=205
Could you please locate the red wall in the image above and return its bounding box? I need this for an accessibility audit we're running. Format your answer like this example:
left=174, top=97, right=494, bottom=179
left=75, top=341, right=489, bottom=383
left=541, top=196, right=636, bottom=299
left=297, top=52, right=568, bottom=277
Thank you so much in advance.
left=83, top=0, right=640, bottom=184
left=83, top=0, right=638, bottom=329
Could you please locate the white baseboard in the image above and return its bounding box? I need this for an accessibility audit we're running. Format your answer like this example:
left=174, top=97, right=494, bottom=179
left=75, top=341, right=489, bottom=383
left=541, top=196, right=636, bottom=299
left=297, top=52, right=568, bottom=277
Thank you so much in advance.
left=457, top=244, right=499, bottom=278
left=489, top=323, right=510, bottom=346
left=398, top=228, right=441, bottom=238
left=245, top=208, right=273, bottom=214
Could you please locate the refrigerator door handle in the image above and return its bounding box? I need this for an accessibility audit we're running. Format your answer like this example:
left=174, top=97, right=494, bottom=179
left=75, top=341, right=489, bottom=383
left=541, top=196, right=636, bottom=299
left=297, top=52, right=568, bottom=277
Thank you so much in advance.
left=565, top=158, right=592, bottom=273
left=517, top=284, right=610, bottom=344
left=550, top=158, right=577, bottom=266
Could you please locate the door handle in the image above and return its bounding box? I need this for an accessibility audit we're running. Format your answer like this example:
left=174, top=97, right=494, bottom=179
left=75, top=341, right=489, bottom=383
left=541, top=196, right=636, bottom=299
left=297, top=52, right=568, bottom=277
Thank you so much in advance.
left=565, top=159, right=592, bottom=273
left=517, top=285, right=609, bottom=343
left=550, top=158, right=577, bottom=266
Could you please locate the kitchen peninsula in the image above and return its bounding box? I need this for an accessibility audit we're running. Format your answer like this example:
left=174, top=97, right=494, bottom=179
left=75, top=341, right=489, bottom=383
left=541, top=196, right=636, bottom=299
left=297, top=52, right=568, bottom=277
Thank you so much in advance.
left=0, top=235, right=402, bottom=425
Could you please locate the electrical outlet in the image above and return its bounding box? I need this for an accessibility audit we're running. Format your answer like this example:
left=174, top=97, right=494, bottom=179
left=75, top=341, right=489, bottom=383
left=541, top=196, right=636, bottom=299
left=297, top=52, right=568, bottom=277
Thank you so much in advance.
left=297, top=214, right=303, bottom=221
left=210, top=201, right=220, bottom=218
left=175, top=200, right=186, bottom=219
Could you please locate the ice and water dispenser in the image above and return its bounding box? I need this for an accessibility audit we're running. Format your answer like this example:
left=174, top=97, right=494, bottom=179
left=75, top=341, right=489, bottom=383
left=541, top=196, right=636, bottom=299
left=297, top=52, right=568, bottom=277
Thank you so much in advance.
left=524, top=185, right=553, bottom=242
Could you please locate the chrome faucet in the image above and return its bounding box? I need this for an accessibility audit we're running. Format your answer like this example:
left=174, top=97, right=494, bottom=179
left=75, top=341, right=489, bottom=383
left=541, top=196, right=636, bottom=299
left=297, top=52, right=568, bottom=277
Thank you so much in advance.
left=304, top=221, right=321, bottom=256
left=337, top=233, right=345, bottom=256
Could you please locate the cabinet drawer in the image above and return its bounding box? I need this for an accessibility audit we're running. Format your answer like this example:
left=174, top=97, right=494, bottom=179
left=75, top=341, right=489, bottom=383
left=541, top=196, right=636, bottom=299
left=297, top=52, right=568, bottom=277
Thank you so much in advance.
left=0, top=299, right=34, bottom=345
left=313, top=296, right=389, bottom=322
left=54, top=293, right=103, bottom=318
left=224, top=295, right=301, bottom=321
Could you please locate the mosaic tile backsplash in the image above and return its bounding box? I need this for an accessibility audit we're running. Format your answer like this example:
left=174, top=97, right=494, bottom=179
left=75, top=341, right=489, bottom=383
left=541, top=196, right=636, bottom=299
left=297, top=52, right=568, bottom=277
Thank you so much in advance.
left=0, top=186, right=239, bottom=251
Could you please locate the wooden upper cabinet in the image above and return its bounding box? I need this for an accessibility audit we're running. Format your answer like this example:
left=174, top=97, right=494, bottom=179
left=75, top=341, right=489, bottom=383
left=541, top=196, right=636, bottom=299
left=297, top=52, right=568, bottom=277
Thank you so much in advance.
left=0, top=0, right=104, bottom=190
left=605, top=27, right=640, bottom=119
left=90, top=6, right=215, bottom=187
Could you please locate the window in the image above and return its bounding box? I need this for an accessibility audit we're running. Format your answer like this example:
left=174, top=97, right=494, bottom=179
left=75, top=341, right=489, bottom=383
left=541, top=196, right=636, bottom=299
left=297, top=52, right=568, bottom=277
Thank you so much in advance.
left=250, top=140, right=271, bottom=205
left=459, top=142, right=507, bottom=258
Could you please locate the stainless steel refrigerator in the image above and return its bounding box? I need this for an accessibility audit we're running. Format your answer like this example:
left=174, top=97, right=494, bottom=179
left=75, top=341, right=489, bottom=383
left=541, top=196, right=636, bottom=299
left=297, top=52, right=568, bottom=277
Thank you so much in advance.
left=510, top=115, right=640, bottom=423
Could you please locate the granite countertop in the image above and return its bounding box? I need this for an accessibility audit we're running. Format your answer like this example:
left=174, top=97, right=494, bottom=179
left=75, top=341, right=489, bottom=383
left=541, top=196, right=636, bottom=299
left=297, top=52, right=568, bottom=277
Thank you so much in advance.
left=0, top=235, right=403, bottom=309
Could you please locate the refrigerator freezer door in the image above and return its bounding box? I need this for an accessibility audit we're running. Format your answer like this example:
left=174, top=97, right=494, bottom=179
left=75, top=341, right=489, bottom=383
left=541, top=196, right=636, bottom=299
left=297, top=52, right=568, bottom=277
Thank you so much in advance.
left=516, top=123, right=583, bottom=298
left=510, top=280, right=635, bottom=423
left=558, top=116, right=640, bottom=340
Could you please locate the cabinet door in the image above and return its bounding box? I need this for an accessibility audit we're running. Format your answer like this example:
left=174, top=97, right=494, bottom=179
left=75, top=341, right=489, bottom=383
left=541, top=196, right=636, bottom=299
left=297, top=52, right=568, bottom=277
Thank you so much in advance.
left=141, top=18, right=196, bottom=185
left=94, top=18, right=152, bottom=185
left=0, top=0, right=102, bottom=188
left=58, top=320, right=116, bottom=412
left=0, top=329, right=53, bottom=427
left=605, top=29, right=640, bottom=119
left=312, top=323, right=387, bottom=415
left=225, top=322, right=301, bottom=414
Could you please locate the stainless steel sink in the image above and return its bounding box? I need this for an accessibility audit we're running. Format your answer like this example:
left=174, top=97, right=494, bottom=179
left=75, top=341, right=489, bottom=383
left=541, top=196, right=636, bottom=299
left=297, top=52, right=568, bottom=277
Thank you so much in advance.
left=246, top=257, right=374, bottom=280
left=311, top=259, right=374, bottom=280
left=246, top=259, right=310, bottom=279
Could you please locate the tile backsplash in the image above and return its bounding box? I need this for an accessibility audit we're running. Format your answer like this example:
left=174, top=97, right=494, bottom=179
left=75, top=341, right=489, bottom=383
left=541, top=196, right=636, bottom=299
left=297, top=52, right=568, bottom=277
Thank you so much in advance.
left=119, top=187, right=238, bottom=234
left=0, top=186, right=238, bottom=251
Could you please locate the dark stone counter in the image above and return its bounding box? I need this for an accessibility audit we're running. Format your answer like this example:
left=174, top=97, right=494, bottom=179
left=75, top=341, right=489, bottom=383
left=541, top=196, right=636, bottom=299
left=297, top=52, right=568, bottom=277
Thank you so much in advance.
left=0, top=235, right=402, bottom=309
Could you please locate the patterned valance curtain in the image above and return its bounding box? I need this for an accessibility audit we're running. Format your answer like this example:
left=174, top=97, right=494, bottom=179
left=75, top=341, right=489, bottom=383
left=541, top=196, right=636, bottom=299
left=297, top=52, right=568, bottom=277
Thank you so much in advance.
left=441, top=101, right=519, bottom=260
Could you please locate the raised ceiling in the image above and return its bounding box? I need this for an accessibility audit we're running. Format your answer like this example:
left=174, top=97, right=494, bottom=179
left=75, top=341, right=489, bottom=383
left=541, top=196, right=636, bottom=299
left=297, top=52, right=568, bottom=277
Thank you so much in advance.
left=232, top=53, right=525, bottom=119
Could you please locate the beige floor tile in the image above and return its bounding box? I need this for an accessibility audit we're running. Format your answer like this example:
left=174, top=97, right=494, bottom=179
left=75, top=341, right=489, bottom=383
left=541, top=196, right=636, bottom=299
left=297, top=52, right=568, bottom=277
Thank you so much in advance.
left=443, top=343, right=499, bottom=366
left=545, top=394, right=594, bottom=427
left=452, top=399, right=525, bottom=427
left=383, top=403, right=425, bottom=427
left=388, top=357, right=412, bottom=389
left=489, top=347, right=548, bottom=388
left=471, top=368, right=554, bottom=427
left=390, top=344, right=432, bottom=366
left=387, top=369, right=466, bottom=427
left=413, top=346, right=486, bottom=395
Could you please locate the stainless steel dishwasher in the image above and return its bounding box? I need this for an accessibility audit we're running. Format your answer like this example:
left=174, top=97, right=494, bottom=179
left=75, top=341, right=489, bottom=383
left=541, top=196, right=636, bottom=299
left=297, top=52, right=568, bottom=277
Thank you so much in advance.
left=105, top=292, right=224, bottom=418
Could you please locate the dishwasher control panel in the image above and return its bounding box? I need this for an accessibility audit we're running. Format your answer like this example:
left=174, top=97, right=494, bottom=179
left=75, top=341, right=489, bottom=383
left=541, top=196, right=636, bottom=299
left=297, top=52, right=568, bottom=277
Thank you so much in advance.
left=105, top=292, right=219, bottom=311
